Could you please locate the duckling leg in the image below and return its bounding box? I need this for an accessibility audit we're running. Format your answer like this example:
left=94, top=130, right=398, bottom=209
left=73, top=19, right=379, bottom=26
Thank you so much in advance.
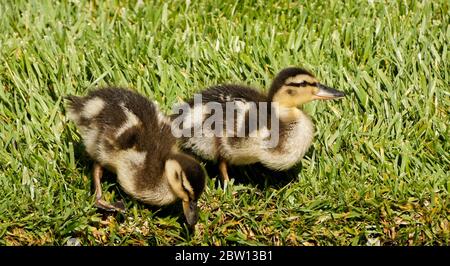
left=218, top=158, right=230, bottom=183
left=93, top=163, right=126, bottom=213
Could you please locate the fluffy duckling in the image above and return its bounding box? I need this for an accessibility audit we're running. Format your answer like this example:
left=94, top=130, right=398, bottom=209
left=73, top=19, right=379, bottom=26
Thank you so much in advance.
left=172, top=67, right=345, bottom=181
left=66, top=87, right=205, bottom=226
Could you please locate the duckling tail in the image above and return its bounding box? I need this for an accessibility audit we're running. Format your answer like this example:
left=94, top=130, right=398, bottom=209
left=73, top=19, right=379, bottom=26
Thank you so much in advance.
left=64, top=95, right=85, bottom=123
left=64, top=95, right=84, bottom=112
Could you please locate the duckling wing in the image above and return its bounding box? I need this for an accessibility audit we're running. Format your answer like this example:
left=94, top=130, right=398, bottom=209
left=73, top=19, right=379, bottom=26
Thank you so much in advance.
left=171, top=85, right=269, bottom=162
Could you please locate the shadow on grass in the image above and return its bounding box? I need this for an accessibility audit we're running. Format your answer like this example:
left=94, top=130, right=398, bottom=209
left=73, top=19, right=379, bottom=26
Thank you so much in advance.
left=203, top=161, right=302, bottom=189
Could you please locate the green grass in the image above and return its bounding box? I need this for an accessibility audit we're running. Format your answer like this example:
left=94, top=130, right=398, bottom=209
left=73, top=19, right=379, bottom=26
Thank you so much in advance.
left=0, top=0, right=449, bottom=246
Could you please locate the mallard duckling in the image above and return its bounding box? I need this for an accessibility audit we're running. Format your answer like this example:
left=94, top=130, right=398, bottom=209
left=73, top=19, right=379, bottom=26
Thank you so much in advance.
left=66, top=87, right=205, bottom=226
left=172, top=67, right=345, bottom=182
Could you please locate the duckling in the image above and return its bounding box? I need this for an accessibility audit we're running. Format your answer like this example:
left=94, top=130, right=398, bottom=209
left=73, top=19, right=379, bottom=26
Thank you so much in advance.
left=66, top=87, right=206, bottom=226
left=171, top=67, right=345, bottom=182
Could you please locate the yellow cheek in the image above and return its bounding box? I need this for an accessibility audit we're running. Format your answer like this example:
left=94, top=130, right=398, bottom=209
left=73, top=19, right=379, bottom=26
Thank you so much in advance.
left=297, top=94, right=310, bottom=104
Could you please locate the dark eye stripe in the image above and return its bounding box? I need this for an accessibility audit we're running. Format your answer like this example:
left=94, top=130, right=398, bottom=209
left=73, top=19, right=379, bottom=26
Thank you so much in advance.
left=286, top=81, right=317, bottom=87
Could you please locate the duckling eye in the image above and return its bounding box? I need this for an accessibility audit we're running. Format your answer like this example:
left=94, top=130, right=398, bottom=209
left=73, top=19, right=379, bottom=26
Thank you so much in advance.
left=286, top=89, right=296, bottom=95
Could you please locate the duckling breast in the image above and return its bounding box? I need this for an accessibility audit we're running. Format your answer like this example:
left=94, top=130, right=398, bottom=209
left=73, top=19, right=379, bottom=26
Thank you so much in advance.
left=259, top=112, right=314, bottom=170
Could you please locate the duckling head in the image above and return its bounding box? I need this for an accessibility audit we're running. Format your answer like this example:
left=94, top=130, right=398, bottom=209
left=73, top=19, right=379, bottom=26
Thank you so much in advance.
left=165, top=153, right=206, bottom=226
left=268, top=67, right=345, bottom=108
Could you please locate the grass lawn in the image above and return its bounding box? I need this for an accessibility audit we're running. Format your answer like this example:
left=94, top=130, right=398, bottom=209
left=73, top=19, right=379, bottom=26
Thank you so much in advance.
left=0, top=0, right=449, bottom=246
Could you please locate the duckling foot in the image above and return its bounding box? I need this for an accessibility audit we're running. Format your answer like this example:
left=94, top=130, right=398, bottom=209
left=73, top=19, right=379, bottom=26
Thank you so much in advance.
left=95, top=199, right=126, bottom=213
left=92, top=163, right=127, bottom=213
left=112, top=200, right=126, bottom=212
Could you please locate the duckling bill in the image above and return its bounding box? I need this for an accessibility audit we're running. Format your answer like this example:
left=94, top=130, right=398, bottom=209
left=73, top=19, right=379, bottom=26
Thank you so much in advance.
left=173, top=67, right=345, bottom=182
left=66, top=87, right=206, bottom=226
